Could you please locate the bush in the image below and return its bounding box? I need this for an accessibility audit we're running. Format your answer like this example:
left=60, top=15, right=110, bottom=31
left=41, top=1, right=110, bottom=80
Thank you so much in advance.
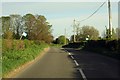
left=2, top=39, right=14, bottom=52
left=14, top=40, right=25, bottom=50
left=34, top=40, right=45, bottom=45
left=106, top=40, right=118, bottom=51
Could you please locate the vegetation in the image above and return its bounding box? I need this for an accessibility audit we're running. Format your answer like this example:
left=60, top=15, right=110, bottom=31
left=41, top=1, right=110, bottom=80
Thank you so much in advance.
left=0, top=39, right=2, bottom=78
left=70, top=25, right=99, bottom=42
left=63, top=40, right=119, bottom=60
left=50, top=44, right=63, bottom=48
left=1, top=14, right=53, bottom=43
left=83, top=40, right=119, bottom=60
left=2, top=39, right=48, bottom=77
left=1, top=13, right=53, bottom=77
left=62, top=25, right=119, bottom=60
left=1, top=12, right=119, bottom=77
left=102, top=27, right=118, bottom=40
left=116, top=27, right=120, bottom=39
left=53, top=35, right=69, bottom=45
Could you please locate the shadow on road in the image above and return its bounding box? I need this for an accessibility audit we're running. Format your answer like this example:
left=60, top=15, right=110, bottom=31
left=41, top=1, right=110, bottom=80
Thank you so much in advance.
left=64, top=48, right=120, bottom=79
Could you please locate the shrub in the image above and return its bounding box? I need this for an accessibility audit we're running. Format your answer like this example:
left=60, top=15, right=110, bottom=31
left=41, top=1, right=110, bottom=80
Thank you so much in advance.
left=14, top=40, right=25, bottom=50
left=2, top=39, right=13, bottom=52
left=24, top=39, right=32, bottom=48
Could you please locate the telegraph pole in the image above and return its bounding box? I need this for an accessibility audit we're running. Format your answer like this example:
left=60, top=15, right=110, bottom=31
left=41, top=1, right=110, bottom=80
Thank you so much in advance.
left=64, top=28, right=66, bottom=45
left=73, top=19, right=76, bottom=43
left=108, top=0, right=112, bottom=39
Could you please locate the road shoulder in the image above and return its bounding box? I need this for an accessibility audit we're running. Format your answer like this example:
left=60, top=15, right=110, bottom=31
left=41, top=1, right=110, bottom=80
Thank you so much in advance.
left=6, top=47, right=50, bottom=78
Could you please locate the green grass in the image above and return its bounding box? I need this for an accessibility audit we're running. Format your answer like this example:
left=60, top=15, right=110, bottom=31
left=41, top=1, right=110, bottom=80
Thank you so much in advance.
left=50, top=44, right=63, bottom=48
left=0, top=39, right=2, bottom=78
left=2, top=40, right=48, bottom=77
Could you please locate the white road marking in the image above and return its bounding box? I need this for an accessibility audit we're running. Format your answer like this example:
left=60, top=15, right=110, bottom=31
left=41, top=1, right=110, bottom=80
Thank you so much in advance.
left=78, top=68, right=87, bottom=80
left=65, top=49, right=87, bottom=80
left=68, top=52, right=71, bottom=55
left=74, top=60, right=79, bottom=66
left=71, top=55, right=74, bottom=59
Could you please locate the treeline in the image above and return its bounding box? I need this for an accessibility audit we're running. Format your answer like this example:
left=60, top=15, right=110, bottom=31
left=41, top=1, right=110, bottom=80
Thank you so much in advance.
left=53, top=25, right=119, bottom=45
left=1, top=13, right=53, bottom=43
left=69, top=25, right=119, bottom=42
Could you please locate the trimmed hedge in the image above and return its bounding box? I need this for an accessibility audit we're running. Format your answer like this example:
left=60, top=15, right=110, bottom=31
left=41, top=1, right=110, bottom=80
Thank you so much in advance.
left=62, top=40, right=119, bottom=60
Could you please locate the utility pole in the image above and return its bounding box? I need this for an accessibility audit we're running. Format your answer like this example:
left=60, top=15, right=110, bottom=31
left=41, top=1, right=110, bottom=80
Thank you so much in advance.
left=73, top=19, right=76, bottom=43
left=108, top=0, right=112, bottom=39
left=64, top=28, right=66, bottom=45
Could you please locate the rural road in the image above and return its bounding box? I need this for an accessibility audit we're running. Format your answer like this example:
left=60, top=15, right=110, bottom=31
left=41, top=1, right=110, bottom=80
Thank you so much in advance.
left=14, top=47, right=119, bottom=80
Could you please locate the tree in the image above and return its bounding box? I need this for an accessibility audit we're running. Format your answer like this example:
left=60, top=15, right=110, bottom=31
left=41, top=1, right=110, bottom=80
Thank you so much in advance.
left=116, top=28, right=120, bottom=40
left=111, top=28, right=117, bottom=40
left=2, top=16, right=13, bottom=39
left=23, top=14, right=53, bottom=43
left=56, top=35, right=69, bottom=44
left=1, top=13, right=53, bottom=43
left=0, top=17, right=2, bottom=38
left=23, top=14, right=36, bottom=40
left=70, top=25, right=99, bottom=42
left=10, top=14, right=24, bottom=39
left=80, top=25, right=99, bottom=40
left=103, top=27, right=118, bottom=40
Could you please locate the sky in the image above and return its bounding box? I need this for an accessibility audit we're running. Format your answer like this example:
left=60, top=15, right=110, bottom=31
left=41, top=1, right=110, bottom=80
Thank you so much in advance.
left=1, top=0, right=119, bottom=39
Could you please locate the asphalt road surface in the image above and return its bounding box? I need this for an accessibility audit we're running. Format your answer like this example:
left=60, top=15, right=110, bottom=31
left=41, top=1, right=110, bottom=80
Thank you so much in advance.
left=65, top=48, right=120, bottom=79
left=14, top=47, right=119, bottom=80
left=14, top=48, right=82, bottom=79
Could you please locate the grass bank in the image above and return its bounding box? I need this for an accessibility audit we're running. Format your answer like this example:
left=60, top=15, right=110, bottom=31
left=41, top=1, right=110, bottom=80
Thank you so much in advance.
left=0, top=39, right=2, bottom=78
left=2, top=39, right=48, bottom=77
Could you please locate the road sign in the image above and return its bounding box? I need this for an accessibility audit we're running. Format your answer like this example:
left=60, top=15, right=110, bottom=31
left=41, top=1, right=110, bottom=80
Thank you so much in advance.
left=22, top=32, right=27, bottom=37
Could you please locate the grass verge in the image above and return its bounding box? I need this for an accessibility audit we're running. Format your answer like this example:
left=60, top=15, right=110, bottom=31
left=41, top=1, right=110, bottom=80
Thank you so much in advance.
left=2, top=40, right=48, bottom=77
left=50, top=44, right=63, bottom=48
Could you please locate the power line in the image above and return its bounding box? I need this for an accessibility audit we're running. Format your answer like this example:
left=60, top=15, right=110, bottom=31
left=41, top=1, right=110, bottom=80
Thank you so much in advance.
left=76, top=1, right=107, bottom=23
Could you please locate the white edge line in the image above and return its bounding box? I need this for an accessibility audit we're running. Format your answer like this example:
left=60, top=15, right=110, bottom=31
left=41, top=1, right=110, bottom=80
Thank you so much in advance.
left=68, top=53, right=71, bottom=55
left=71, top=55, right=74, bottom=59
left=73, top=60, right=79, bottom=66
left=65, top=49, right=87, bottom=80
left=64, top=48, right=87, bottom=80
left=78, top=68, right=87, bottom=80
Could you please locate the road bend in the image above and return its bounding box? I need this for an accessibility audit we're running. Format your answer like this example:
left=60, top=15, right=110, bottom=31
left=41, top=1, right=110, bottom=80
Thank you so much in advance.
left=14, top=48, right=82, bottom=79
left=13, top=47, right=120, bottom=80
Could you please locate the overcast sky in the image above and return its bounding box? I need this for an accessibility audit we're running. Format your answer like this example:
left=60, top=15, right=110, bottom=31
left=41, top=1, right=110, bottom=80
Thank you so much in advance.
left=1, top=0, right=119, bottom=39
